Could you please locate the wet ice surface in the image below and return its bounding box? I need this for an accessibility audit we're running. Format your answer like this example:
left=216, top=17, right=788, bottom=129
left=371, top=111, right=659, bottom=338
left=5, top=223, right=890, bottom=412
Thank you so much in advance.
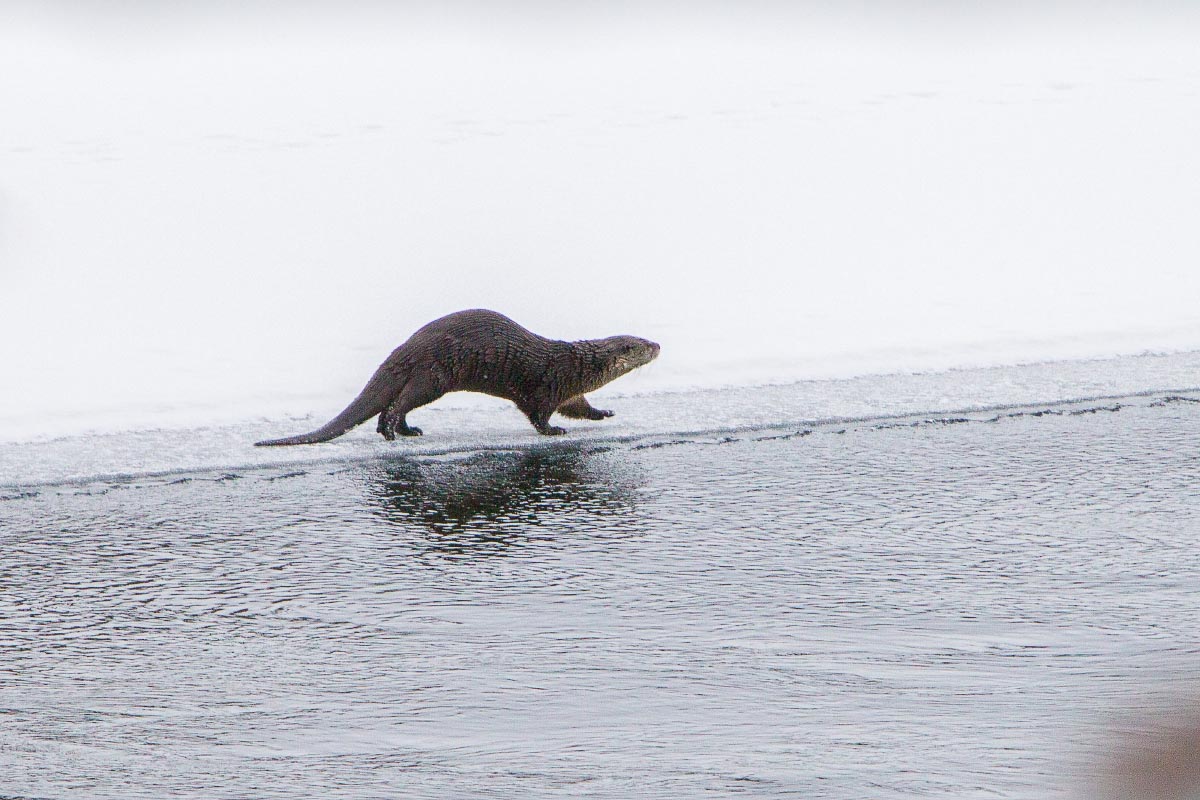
left=6, top=349, right=1200, bottom=489
left=4, top=390, right=1200, bottom=798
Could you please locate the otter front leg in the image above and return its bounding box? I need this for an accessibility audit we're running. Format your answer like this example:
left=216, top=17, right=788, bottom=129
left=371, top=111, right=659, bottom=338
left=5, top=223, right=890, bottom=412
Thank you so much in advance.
left=556, top=395, right=614, bottom=421
left=520, top=402, right=566, bottom=435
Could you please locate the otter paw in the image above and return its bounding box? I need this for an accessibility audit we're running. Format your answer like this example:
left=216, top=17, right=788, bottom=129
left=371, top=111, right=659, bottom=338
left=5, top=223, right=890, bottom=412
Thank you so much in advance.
left=597, top=409, right=614, bottom=418
left=400, top=426, right=423, bottom=437
left=540, top=425, right=567, bottom=436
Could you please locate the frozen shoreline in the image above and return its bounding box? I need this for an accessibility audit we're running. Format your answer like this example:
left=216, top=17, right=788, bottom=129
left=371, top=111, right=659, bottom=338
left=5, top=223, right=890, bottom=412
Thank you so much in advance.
left=4, top=348, right=1200, bottom=490
left=5, top=310, right=1200, bottom=445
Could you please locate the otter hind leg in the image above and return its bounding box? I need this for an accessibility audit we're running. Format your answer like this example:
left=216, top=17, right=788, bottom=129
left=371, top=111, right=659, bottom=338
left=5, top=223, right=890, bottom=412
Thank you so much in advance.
left=556, top=395, right=614, bottom=421
left=377, top=408, right=423, bottom=440
left=377, top=381, right=443, bottom=440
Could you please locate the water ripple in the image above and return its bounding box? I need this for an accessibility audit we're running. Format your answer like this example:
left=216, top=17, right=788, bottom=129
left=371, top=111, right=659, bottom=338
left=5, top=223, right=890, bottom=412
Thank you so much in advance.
left=3, top=395, right=1200, bottom=797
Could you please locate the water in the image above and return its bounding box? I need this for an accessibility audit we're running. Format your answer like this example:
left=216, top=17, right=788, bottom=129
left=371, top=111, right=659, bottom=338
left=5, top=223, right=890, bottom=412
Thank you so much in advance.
left=5, top=389, right=1200, bottom=798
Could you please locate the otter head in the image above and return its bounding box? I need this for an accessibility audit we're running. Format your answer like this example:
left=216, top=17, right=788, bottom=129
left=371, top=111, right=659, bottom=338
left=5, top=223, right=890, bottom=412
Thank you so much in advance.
left=586, top=335, right=661, bottom=389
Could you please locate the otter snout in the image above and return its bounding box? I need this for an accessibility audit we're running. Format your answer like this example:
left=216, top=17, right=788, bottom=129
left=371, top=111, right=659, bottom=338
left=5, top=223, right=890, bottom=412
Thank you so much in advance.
left=634, top=339, right=661, bottom=367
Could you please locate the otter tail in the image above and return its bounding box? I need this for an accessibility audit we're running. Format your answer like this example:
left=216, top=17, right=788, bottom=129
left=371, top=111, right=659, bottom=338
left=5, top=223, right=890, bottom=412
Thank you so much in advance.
left=254, top=367, right=398, bottom=447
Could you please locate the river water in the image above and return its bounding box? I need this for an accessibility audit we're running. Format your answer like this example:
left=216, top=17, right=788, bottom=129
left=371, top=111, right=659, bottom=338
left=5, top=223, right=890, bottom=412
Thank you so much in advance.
left=4, top=388, right=1200, bottom=798
left=6, top=8, right=1200, bottom=797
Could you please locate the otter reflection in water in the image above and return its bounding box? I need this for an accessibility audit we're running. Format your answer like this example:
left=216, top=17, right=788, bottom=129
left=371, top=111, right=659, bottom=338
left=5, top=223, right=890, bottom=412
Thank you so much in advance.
left=366, top=447, right=642, bottom=553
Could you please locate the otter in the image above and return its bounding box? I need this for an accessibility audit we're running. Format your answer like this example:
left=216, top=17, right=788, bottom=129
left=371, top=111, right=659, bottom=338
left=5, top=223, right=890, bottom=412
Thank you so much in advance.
left=255, top=309, right=660, bottom=446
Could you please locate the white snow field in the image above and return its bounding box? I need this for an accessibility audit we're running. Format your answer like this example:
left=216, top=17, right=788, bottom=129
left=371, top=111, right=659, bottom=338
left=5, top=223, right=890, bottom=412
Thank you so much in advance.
left=2, top=2, right=1200, bottom=480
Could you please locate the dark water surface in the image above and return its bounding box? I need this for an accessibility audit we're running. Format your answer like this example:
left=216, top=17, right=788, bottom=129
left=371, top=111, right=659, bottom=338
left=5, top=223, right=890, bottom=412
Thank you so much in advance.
left=4, top=394, right=1200, bottom=798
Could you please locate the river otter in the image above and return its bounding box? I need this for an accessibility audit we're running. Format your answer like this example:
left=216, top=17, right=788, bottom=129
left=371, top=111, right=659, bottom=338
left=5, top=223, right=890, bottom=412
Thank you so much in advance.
left=255, top=309, right=660, bottom=446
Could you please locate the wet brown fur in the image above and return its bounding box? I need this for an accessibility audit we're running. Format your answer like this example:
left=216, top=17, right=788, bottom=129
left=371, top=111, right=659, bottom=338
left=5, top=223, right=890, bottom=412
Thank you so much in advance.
left=255, top=309, right=660, bottom=446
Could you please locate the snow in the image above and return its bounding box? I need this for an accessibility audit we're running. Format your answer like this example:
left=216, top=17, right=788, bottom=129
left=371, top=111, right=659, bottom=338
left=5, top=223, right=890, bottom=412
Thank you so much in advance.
left=3, top=4, right=1200, bottom=446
